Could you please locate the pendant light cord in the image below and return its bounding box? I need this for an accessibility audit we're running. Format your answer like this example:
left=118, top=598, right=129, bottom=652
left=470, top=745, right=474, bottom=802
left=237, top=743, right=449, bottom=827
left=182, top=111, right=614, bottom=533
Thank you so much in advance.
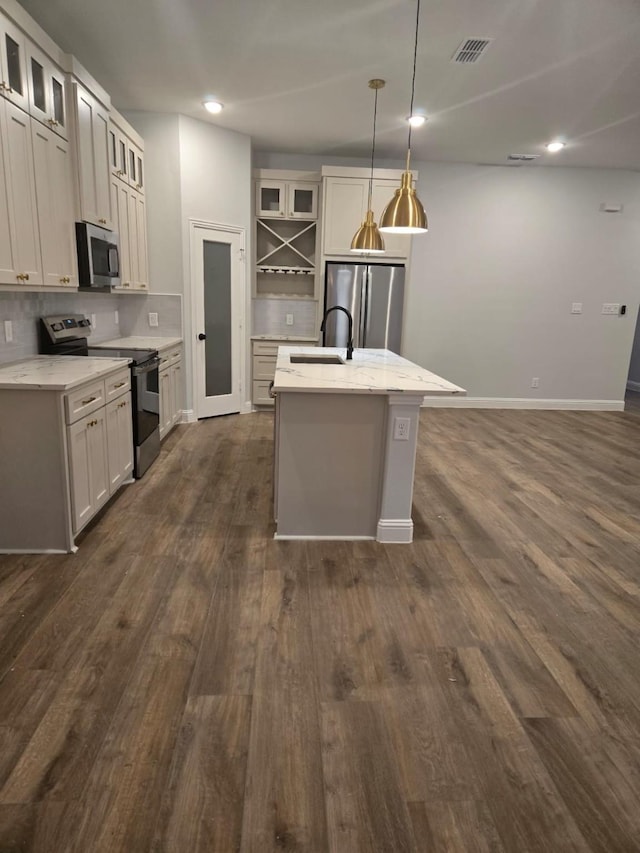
left=406, top=0, right=421, bottom=172
left=367, top=86, right=379, bottom=211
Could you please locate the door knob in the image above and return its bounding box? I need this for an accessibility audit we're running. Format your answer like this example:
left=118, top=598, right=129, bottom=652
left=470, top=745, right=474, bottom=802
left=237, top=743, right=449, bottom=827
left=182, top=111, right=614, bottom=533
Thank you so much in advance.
left=198, top=333, right=206, bottom=340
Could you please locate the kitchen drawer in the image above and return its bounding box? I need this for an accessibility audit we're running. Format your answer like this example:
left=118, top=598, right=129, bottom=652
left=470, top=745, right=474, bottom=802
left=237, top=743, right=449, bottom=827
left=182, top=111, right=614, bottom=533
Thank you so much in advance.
left=253, top=380, right=275, bottom=406
left=253, top=355, right=277, bottom=381
left=105, top=369, right=131, bottom=402
left=159, top=346, right=182, bottom=369
left=253, top=341, right=280, bottom=357
left=65, top=380, right=105, bottom=424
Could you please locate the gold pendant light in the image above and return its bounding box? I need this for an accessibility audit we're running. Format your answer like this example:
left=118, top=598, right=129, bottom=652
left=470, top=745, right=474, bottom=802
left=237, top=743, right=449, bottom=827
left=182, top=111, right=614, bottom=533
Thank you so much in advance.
left=351, top=79, right=386, bottom=254
left=379, top=0, right=428, bottom=235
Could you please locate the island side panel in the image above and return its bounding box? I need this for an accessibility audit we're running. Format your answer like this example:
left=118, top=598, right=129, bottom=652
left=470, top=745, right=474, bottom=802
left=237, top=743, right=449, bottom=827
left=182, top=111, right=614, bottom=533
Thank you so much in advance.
left=0, top=389, right=71, bottom=552
left=376, top=394, right=425, bottom=543
left=275, top=392, right=386, bottom=539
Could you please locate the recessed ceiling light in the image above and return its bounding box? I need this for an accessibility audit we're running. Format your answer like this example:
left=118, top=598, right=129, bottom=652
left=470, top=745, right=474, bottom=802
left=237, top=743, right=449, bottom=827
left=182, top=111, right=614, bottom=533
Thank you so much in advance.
left=203, top=100, right=224, bottom=114
left=546, top=141, right=565, bottom=153
left=408, top=114, right=427, bottom=128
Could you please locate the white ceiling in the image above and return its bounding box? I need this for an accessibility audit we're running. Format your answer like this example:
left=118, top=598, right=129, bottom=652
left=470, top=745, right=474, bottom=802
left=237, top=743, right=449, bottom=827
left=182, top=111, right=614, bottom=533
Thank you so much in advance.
left=18, top=0, right=640, bottom=169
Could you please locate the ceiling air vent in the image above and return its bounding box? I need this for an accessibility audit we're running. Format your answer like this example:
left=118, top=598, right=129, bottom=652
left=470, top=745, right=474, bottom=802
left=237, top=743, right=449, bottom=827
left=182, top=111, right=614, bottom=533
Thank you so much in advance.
left=452, top=38, right=492, bottom=64
left=507, top=154, right=541, bottom=162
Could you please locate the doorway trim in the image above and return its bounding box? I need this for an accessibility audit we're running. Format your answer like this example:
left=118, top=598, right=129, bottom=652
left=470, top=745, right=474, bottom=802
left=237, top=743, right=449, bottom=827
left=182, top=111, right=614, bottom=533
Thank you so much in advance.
left=188, top=218, right=248, bottom=420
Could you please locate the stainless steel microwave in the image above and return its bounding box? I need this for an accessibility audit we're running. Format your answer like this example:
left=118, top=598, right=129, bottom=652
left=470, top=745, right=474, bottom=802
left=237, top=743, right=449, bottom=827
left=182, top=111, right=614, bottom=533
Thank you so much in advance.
left=75, top=222, right=120, bottom=289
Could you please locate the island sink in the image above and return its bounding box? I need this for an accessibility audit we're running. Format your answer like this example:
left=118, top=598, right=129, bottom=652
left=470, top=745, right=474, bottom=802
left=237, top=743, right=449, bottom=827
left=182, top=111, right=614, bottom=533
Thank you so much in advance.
left=289, top=354, right=344, bottom=365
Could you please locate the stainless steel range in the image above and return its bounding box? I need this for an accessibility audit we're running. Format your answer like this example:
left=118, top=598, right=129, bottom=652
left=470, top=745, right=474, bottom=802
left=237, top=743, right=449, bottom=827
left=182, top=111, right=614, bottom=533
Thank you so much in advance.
left=39, top=314, right=161, bottom=478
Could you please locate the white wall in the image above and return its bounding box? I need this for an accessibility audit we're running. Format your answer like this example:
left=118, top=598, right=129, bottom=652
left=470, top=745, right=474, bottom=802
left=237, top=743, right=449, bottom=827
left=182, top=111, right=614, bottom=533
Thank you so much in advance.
left=124, top=113, right=252, bottom=414
left=178, top=116, right=252, bottom=413
left=405, top=163, right=640, bottom=403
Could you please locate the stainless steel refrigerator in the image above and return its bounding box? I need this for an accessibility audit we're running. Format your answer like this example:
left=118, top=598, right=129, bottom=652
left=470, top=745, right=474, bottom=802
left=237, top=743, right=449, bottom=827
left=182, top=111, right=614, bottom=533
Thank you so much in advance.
left=323, top=262, right=405, bottom=353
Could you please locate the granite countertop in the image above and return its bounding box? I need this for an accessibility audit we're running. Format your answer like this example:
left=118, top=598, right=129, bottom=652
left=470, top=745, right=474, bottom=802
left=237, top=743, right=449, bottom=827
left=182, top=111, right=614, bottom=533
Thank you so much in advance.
left=0, top=356, right=132, bottom=391
left=251, top=335, right=319, bottom=341
left=94, top=335, right=183, bottom=351
left=273, top=347, right=467, bottom=397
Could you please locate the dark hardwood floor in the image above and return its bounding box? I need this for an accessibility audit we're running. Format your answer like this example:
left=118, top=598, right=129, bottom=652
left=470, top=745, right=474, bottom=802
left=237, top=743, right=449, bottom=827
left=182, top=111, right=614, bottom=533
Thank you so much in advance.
left=1, top=407, right=640, bottom=852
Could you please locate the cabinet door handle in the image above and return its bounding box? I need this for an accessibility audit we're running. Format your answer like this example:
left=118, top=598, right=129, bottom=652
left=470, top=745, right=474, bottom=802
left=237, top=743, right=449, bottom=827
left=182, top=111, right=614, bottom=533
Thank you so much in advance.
left=82, top=396, right=97, bottom=406
left=99, top=218, right=107, bottom=225
left=114, top=381, right=126, bottom=388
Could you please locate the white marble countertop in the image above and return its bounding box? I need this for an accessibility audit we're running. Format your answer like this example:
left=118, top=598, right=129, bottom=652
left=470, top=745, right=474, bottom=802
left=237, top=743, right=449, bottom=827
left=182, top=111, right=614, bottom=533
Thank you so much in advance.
left=273, top=347, right=467, bottom=397
left=251, top=335, right=319, bottom=341
left=0, top=356, right=132, bottom=391
left=94, top=335, right=183, bottom=352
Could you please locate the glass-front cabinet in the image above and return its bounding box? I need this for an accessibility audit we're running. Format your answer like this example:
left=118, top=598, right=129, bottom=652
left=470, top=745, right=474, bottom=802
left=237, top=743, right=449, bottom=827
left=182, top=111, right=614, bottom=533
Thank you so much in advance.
left=25, top=40, right=67, bottom=139
left=0, top=13, right=28, bottom=112
left=256, top=179, right=318, bottom=220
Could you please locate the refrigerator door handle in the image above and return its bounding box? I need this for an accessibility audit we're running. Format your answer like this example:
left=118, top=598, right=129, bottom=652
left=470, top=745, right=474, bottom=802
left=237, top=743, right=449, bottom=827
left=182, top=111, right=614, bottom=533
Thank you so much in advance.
left=360, top=268, right=369, bottom=348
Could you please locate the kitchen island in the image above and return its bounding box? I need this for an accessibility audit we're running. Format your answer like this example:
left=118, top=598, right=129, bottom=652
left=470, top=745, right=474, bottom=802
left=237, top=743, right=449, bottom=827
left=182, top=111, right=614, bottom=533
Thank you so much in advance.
left=272, top=347, right=466, bottom=543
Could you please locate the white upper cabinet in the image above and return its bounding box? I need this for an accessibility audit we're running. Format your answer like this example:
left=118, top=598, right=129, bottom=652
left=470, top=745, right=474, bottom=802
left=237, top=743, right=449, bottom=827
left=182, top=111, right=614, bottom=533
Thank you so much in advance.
left=31, top=119, right=77, bottom=287
left=73, top=81, right=112, bottom=229
left=322, top=177, right=367, bottom=256
left=25, top=40, right=67, bottom=140
left=109, top=117, right=145, bottom=194
left=0, top=13, right=28, bottom=112
left=256, top=179, right=318, bottom=220
left=321, top=174, right=411, bottom=258
left=0, top=97, right=42, bottom=285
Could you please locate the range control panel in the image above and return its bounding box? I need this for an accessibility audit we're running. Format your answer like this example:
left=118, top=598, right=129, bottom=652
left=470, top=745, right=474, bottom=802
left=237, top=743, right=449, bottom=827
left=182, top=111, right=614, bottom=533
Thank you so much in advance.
left=41, top=314, right=92, bottom=343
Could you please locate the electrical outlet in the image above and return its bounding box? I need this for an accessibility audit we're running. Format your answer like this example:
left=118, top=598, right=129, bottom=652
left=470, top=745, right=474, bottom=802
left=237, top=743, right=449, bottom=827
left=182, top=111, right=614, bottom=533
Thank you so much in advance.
left=602, top=303, right=620, bottom=315
left=148, top=312, right=159, bottom=327
left=571, top=303, right=582, bottom=314
left=90, top=313, right=96, bottom=329
left=4, top=320, right=13, bottom=343
left=393, top=417, right=410, bottom=441
left=114, top=309, right=119, bottom=325
left=531, top=377, right=540, bottom=388
left=285, top=313, right=294, bottom=326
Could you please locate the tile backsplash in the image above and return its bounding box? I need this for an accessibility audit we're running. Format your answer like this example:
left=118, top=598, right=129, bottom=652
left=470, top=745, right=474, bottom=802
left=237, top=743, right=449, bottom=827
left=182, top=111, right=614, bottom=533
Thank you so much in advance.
left=252, top=298, right=318, bottom=338
left=0, top=291, right=183, bottom=364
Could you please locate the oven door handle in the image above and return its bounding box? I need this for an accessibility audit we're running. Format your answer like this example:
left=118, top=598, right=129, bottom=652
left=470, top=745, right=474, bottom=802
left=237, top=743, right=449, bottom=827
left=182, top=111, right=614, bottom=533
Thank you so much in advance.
left=132, top=358, right=160, bottom=376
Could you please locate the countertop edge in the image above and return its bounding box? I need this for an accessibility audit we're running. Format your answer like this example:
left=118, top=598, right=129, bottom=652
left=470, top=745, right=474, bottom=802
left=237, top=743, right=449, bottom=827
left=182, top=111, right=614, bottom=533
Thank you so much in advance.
left=0, top=356, right=132, bottom=392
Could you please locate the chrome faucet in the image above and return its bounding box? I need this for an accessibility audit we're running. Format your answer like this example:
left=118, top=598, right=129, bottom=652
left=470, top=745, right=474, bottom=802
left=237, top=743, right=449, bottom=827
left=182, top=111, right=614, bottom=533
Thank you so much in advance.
left=320, top=306, right=354, bottom=360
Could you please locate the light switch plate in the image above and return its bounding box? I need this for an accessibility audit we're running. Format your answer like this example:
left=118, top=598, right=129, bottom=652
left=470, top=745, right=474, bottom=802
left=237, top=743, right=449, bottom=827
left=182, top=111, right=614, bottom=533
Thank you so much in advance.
left=285, top=313, right=294, bottom=326
left=602, top=303, right=620, bottom=315
left=114, top=310, right=119, bottom=325
left=571, top=303, right=582, bottom=314
left=148, top=312, right=159, bottom=327
left=90, top=313, right=96, bottom=329
left=4, top=320, right=13, bottom=343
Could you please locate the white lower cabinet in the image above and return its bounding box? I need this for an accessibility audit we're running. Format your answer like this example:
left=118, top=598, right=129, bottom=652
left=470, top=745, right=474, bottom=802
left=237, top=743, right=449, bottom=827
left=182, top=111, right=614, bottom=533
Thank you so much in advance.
left=0, top=364, right=133, bottom=553
left=106, top=393, right=134, bottom=492
left=158, top=345, right=182, bottom=439
left=252, top=338, right=317, bottom=406
left=66, top=368, right=132, bottom=534
left=67, top=407, right=110, bottom=533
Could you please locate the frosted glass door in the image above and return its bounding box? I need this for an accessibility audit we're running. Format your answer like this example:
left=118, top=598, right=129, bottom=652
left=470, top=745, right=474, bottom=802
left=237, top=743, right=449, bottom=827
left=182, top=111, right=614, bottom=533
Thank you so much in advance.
left=203, top=240, right=232, bottom=398
left=192, top=224, right=243, bottom=418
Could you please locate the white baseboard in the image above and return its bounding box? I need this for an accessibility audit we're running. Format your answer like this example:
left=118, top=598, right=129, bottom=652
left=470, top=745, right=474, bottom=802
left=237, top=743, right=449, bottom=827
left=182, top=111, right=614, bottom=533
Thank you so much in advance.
left=421, top=397, right=624, bottom=411
left=626, top=380, right=640, bottom=392
left=376, top=519, right=414, bottom=543
left=274, top=534, right=375, bottom=541
left=180, top=409, right=197, bottom=423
